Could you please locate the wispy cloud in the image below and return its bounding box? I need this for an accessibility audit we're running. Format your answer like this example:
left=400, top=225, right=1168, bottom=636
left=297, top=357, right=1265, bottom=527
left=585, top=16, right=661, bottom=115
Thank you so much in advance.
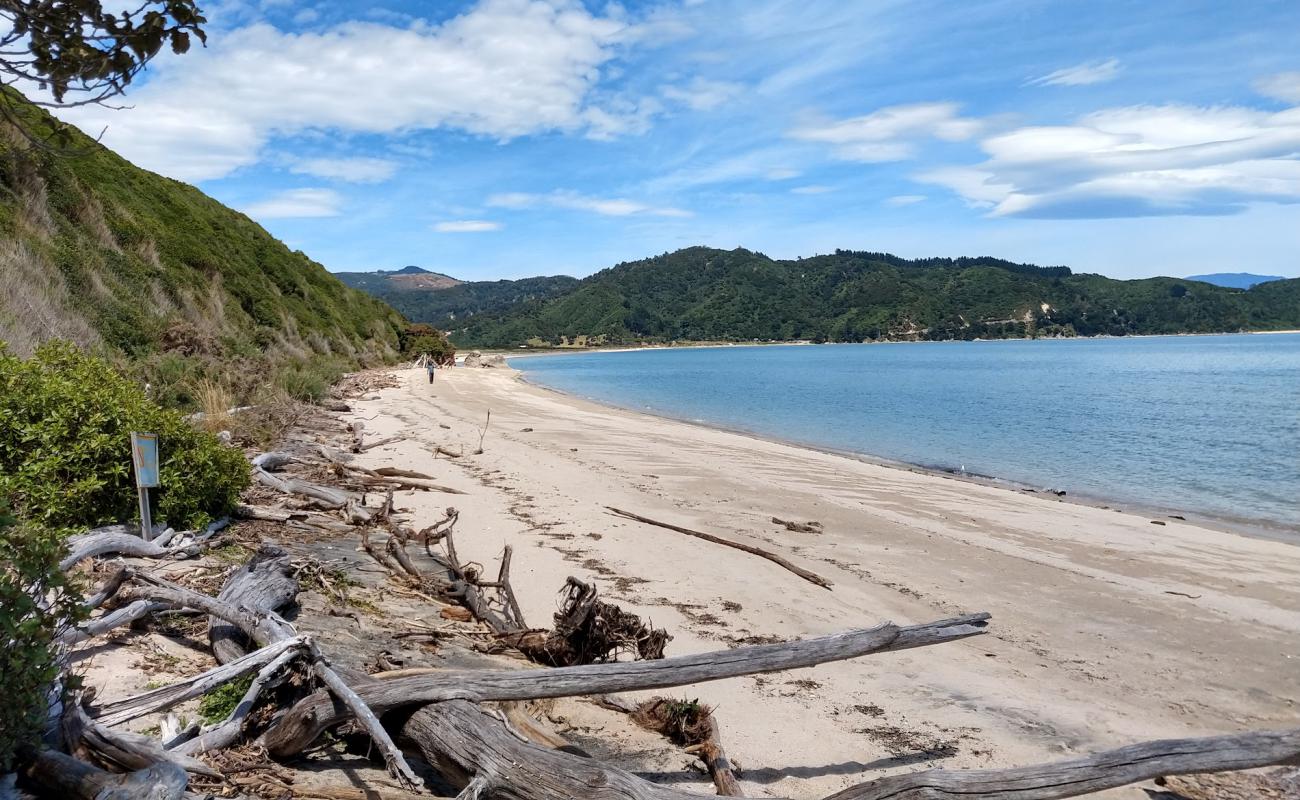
left=487, top=190, right=691, bottom=217
left=291, top=157, right=398, bottom=184
left=1028, top=58, right=1122, bottom=87
left=1255, top=71, right=1300, bottom=103
left=789, top=102, right=982, bottom=162
left=918, top=103, right=1300, bottom=218
left=433, top=220, right=502, bottom=233
left=886, top=194, right=925, bottom=206
left=662, top=78, right=743, bottom=111
left=243, top=188, right=342, bottom=219
left=791, top=185, right=833, bottom=195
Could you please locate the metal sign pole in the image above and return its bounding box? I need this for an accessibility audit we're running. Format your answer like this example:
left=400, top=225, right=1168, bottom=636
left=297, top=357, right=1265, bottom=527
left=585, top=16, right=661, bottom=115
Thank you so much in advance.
left=130, top=432, right=160, bottom=541
left=137, top=485, right=153, bottom=542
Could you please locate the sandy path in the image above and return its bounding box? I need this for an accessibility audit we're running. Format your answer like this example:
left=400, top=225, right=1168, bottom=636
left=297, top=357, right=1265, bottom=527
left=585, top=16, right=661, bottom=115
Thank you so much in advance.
left=346, top=366, right=1300, bottom=799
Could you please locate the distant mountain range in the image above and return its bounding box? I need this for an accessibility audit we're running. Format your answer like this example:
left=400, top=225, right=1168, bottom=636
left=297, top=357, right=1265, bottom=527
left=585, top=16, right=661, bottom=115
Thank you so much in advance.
left=334, top=268, right=578, bottom=330
left=433, top=247, right=1300, bottom=348
left=1186, top=272, right=1286, bottom=290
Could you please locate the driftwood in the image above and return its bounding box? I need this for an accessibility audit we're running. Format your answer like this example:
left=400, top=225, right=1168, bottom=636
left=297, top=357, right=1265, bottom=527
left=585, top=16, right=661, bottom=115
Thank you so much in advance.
left=374, top=466, right=434, bottom=480
left=395, top=701, right=1300, bottom=800
left=65, top=701, right=219, bottom=779
left=253, top=467, right=356, bottom=509
left=264, top=614, right=988, bottom=756
left=822, top=726, right=1300, bottom=800
left=60, top=528, right=175, bottom=571
left=131, top=558, right=424, bottom=789
left=207, top=545, right=299, bottom=664
left=174, top=645, right=304, bottom=756
left=358, top=474, right=467, bottom=494
left=93, top=636, right=308, bottom=727
left=606, top=507, right=832, bottom=590
left=771, top=517, right=822, bottom=534
left=20, top=747, right=189, bottom=800
left=630, top=698, right=742, bottom=796
left=360, top=435, right=402, bottom=452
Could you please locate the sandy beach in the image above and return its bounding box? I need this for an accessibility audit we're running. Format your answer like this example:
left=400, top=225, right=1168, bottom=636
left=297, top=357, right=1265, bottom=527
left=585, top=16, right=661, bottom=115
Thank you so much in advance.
left=341, top=365, right=1300, bottom=798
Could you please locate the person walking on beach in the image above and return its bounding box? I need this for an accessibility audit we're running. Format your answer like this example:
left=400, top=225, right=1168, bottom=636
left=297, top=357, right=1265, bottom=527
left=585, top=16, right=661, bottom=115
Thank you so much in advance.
left=426, top=360, right=436, bottom=384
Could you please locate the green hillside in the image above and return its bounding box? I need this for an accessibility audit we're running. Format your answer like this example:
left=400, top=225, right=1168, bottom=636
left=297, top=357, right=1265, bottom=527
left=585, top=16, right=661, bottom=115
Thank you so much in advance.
left=450, top=247, right=1300, bottom=348
left=336, top=269, right=578, bottom=331
left=0, top=93, right=405, bottom=406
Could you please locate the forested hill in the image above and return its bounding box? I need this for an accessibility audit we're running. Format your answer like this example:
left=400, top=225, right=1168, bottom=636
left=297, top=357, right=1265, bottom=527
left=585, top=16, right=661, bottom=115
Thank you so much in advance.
left=448, top=247, right=1300, bottom=348
left=335, top=270, right=579, bottom=331
left=0, top=93, right=405, bottom=406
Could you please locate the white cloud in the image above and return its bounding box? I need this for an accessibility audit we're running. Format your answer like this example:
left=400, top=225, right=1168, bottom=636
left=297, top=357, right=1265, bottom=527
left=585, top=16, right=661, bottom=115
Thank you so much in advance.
left=1255, top=71, right=1300, bottom=103
left=54, top=0, right=640, bottom=181
left=242, top=188, right=342, bottom=219
left=433, top=220, right=502, bottom=233
left=886, top=194, right=925, bottom=206
left=789, top=102, right=982, bottom=162
left=487, top=190, right=691, bottom=217
left=791, top=185, right=833, bottom=194
left=1027, top=58, right=1122, bottom=87
left=918, top=103, right=1300, bottom=217
left=662, top=78, right=742, bottom=111
left=766, top=168, right=800, bottom=180
left=291, top=157, right=398, bottom=183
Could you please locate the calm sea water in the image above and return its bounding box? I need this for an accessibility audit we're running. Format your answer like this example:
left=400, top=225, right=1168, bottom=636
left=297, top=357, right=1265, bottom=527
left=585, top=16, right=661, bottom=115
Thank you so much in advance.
left=513, top=335, right=1300, bottom=534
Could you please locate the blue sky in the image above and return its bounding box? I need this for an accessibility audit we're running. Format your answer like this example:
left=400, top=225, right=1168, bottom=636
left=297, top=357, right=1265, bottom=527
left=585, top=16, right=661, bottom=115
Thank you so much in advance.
left=54, top=0, right=1300, bottom=279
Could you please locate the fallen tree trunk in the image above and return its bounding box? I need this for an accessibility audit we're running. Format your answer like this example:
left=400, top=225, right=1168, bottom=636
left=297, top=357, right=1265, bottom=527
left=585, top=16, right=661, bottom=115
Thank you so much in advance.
left=172, top=645, right=303, bottom=756
left=264, top=613, right=989, bottom=757
left=399, top=703, right=1300, bottom=800
left=823, top=726, right=1300, bottom=800
left=605, top=508, right=832, bottom=590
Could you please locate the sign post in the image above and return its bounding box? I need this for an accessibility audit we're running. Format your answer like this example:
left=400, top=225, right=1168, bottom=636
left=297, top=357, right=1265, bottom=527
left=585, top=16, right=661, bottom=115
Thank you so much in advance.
left=130, top=432, right=159, bottom=541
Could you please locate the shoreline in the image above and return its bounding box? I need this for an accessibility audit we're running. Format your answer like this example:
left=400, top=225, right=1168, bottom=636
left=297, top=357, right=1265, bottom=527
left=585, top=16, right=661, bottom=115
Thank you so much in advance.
left=347, top=365, right=1300, bottom=798
left=482, top=328, right=1300, bottom=359
left=504, top=358, right=1298, bottom=545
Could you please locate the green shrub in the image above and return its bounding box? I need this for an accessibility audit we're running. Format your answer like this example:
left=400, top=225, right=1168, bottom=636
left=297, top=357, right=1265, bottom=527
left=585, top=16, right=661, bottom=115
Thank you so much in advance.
left=0, top=341, right=250, bottom=529
left=400, top=324, right=455, bottom=364
left=0, top=508, right=84, bottom=771
left=198, top=674, right=253, bottom=724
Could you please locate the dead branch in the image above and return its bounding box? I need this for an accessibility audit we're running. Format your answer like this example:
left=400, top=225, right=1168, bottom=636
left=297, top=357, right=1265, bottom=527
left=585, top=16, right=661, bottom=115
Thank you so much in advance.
left=173, top=645, right=304, bottom=756
left=263, top=614, right=988, bottom=757
left=360, top=435, right=403, bottom=452
left=607, top=507, right=832, bottom=590
left=771, top=517, right=822, bottom=533
left=253, top=467, right=357, bottom=510
left=92, top=636, right=309, bottom=727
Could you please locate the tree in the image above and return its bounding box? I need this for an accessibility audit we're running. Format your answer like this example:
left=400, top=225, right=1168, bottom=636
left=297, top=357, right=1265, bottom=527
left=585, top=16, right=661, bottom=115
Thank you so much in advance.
left=0, top=0, right=206, bottom=142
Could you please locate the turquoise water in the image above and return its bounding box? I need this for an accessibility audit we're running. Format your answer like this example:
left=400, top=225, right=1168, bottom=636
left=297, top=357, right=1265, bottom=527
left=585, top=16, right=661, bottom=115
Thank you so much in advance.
left=513, top=335, right=1300, bottom=534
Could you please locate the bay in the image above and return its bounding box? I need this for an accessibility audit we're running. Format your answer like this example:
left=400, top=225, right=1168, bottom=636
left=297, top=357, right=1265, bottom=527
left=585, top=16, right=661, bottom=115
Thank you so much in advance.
left=513, top=334, right=1300, bottom=535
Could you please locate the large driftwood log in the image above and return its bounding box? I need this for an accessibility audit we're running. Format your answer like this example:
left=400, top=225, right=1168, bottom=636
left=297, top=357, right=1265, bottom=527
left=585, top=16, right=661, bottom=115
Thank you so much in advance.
left=65, top=702, right=219, bottom=779
left=401, top=703, right=1300, bottom=800
left=207, top=545, right=299, bottom=664
left=20, top=748, right=188, bottom=800
left=823, top=726, right=1300, bottom=800
left=264, top=614, right=988, bottom=757
left=605, top=508, right=832, bottom=590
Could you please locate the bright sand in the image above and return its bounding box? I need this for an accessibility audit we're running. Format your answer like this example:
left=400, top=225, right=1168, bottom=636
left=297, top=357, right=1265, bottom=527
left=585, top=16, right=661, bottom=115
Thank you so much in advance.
left=346, top=366, right=1300, bottom=798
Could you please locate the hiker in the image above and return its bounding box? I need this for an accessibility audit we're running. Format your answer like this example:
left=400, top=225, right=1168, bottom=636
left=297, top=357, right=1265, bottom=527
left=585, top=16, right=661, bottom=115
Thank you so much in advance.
left=426, top=360, right=436, bottom=384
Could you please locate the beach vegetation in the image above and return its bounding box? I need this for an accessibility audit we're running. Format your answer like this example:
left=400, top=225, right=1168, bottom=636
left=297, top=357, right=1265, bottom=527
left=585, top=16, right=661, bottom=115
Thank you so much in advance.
left=0, top=341, right=249, bottom=529
left=0, top=506, right=84, bottom=771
